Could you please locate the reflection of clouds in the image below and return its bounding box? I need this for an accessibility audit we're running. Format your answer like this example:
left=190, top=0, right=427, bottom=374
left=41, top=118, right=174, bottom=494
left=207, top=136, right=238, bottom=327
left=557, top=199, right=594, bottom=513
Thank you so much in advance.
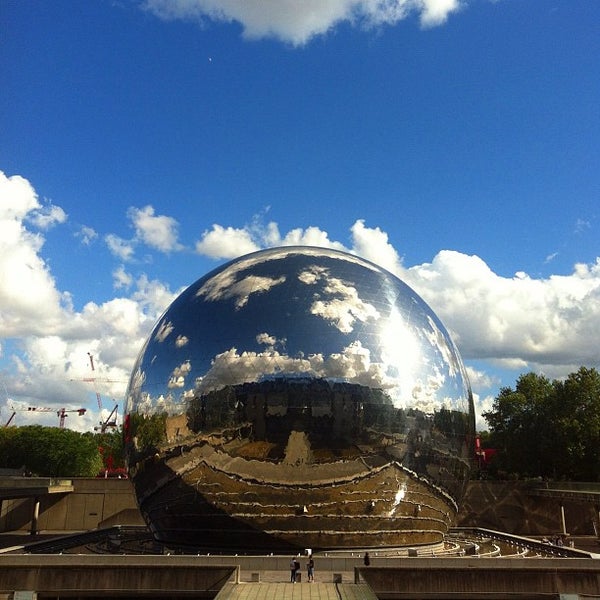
left=126, top=366, right=146, bottom=413
left=168, top=360, right=192, bottom=389
left=269, top=246, right=382, bottom=272
left=196, top=246, right=381, bottom=320
left=195, top=347, right=307, bottom=394
left=256, top=332, right=276, bottom=346
left=156, top=392, right=180, bottom=414
left=256, top=331, right=287, bottom=352
left=300, top=266, right=380, bottom=333
left=137, top=390, right=181, bottom=416
left=136, top=391, right=153, bottom=416
left=322, top=341, right=389, bottom=388
left=154, top=320, right=174, bottom=342
left=410, top=365, right=446, bottom=414
left=137, top=338, right=467, bottom=414
left=175, top=335, right=189, bottom=347
left=197, top=269, right=285, bottom=309
left=129, top=247, right=473, bottom=420
left=298, top=265, right=326, bottom=285
left=425, top=315, right=460, bottom=377
left=379, top=307, right=419, bottom=401
left=195, top=341, right=394, bottom=396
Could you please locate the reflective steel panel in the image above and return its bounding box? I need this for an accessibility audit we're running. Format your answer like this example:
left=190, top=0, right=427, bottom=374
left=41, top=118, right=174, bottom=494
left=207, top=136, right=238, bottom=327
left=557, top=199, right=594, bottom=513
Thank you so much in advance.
left=126, top=246, right=475, bottom=552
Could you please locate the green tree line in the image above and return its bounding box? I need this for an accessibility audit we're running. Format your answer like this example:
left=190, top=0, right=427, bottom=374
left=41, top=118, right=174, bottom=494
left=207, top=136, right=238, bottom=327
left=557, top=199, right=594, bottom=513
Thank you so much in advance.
left=0, top=426, right=124, bottom=477
left=482, top=366, right=600, bottom=481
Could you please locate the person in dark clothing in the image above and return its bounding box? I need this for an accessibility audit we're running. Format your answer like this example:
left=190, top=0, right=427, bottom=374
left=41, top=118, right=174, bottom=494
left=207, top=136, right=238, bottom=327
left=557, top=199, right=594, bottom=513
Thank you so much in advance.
left=294, top=558, right=301, bottom=581
left=363, top=552, right=370, bottom=566
left=307, top=556, right=314, bottom=582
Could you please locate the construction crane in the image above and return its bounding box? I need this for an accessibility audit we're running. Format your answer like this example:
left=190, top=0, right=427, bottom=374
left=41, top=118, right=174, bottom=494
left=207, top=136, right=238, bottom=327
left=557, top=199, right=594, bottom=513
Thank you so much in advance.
left=1, top=381, right=15, bottom=426
left=88, top=352, right=102, bottom=409
left=95, top=404, right=119, bottom=433
left=71, top=353, right=123, bottom=410
left=8, top=406, right=86, bottom=428
left=57, top=407, right=87, bottom=428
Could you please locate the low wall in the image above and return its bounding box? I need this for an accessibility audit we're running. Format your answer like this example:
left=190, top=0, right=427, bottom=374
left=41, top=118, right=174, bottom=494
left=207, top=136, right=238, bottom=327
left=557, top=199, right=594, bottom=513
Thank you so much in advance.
left=0, top=555, right=236, bottom=599
left=457, top=481, right=598, bottom=535
left=0, top=478, right=143, bottom=534
left=358, top=559, right=600, bottom=599
left=1, top=555, right=598, bottom=600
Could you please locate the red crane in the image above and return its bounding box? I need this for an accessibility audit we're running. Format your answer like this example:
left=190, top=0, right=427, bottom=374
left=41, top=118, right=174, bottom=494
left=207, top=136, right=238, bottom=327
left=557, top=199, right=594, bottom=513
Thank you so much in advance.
left=56, top=407, right=87, bottom=428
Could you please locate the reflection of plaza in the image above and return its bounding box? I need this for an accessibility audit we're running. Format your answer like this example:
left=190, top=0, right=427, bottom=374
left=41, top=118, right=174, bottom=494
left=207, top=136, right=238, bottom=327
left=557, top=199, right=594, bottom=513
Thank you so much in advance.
left=128, top=379, right=472, bottom=552
left=184, top=379, right=471, bottom=494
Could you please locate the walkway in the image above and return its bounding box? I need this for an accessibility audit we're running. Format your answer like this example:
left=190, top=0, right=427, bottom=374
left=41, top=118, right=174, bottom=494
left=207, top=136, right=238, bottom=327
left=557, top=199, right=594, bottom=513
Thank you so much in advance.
left=215, top=582, right=377, bottom=600
left=0, top=477, right=73, bottom=500
left=528, top=482, right=600, bottom=505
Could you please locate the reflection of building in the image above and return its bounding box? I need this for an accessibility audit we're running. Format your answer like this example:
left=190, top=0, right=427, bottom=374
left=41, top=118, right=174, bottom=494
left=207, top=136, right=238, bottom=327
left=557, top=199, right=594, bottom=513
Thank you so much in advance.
left=126, top=246, right=475, bottom=552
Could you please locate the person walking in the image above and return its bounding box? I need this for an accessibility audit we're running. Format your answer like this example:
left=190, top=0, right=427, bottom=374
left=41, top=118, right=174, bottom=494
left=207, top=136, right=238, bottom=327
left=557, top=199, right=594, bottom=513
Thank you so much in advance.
left=290, top=557, right=297, bottom=583
left=363, top=552, right=370, bottom=566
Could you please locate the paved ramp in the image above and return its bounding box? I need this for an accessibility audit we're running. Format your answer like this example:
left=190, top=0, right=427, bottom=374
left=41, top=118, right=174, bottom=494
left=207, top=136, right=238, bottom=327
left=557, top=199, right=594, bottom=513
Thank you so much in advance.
left=215, top=582, right=377, bottom=600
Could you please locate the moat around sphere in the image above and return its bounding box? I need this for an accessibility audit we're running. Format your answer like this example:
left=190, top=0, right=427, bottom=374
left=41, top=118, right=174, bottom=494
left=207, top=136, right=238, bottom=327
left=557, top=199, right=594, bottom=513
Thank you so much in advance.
left=125, top=246, right=475, bottom=552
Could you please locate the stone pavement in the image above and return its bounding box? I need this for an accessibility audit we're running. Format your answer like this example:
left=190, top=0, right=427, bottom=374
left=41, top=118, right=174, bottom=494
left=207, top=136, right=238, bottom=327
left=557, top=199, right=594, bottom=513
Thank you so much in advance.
left=215, top=582, right=377, bottom=600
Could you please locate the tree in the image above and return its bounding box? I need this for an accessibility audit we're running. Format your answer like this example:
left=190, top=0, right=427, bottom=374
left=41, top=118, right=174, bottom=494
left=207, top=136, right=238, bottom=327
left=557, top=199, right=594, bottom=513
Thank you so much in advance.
left=0, top=426, right=104, bottom=477
left=482, top=372, right=554, bottom=477
left=483, top=367, right=600, bottom=481
left=552, top=367, right=600, bottom=480
left=96, top=429, right=125, bottom=470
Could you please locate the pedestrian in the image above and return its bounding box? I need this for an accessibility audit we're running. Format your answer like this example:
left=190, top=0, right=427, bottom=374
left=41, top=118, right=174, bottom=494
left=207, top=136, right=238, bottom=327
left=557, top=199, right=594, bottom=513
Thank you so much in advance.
left=363, top=552, right=370, bottom=566
left=290, top=557, right=297, bottom=583
left=307, top=555, right=314, bottom=582
left=294, top=557, right=301, bottom=581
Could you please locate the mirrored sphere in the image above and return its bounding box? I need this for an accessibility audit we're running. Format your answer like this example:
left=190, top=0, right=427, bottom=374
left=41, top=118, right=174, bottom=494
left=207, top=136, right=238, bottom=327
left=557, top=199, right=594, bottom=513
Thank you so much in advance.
left=125, top=246, right=475, bottom=552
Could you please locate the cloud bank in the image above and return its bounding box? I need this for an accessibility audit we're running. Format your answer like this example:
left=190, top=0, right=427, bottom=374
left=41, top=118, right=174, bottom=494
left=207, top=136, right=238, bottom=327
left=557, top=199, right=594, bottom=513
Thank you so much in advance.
left=142, top=0, right=464, bottom=45
left=0, top=172, right=177, bottom=429
left=193, top=218, right=600, bottom=376
left=1, top=170, right=599, bottom=432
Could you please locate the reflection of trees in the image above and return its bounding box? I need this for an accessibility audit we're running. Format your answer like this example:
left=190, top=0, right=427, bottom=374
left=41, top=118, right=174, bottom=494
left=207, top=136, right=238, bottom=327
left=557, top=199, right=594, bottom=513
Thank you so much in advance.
left=179, top=378, right=474, bottom=498
left=185, top=381, right=472, bottom=460
left=433, top=406, right=471, bottom=439
left=186, top=378, right=400, bottom=448
left=430, top=407, right=474, bottom=497
left=187, top=385, right=240, bottom=432
left=128, top=412, right=167, bottom=458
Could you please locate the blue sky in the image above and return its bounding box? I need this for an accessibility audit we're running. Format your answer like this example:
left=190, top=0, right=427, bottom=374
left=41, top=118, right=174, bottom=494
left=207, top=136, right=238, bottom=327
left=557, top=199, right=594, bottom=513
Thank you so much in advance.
left=1, top=0, right=599, bottom=432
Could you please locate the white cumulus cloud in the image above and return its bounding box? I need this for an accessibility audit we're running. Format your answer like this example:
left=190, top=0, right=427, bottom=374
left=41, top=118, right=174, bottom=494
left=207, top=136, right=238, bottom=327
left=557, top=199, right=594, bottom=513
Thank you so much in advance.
left=27, top=203, right=67, bottom=230
left=128, top=205, right=183, bottom=253
left=105, top=234, right=136, bottom=262
left=0, top=172, right=178, bottom=428
left=195, top=224, right=259, bottom=259
left=0, top=171, right=69, bottom=337
left=142, top=0, right=464, bottom=45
